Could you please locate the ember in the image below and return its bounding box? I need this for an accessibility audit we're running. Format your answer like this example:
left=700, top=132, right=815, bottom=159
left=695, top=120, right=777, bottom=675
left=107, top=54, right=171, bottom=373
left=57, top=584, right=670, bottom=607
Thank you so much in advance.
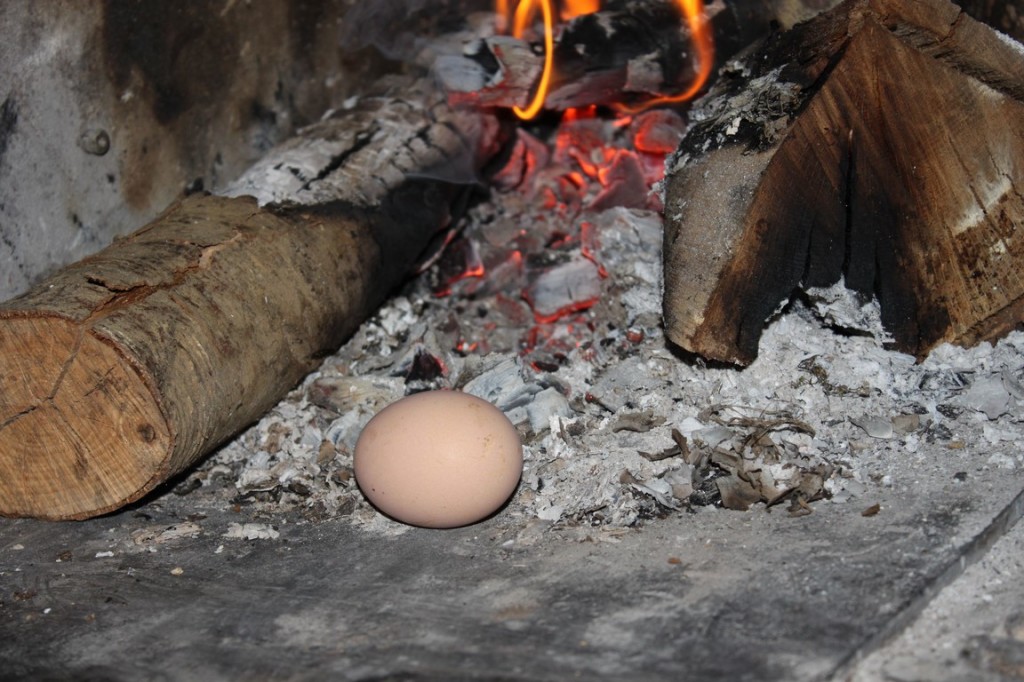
left=430, top=62, right=683, bottom=356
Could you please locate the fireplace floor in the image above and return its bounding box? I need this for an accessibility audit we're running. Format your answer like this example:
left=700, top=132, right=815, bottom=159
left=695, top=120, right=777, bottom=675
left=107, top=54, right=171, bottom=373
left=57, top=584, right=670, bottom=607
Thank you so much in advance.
left=2, top=315, right=1024, bottom=681
left=0, top=460, right=1021, bottom=680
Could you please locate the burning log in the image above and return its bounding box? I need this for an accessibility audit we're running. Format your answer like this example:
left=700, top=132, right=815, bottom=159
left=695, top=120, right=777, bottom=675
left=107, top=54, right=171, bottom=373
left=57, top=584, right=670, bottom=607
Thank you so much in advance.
left=662, top=0, right=1024, bottom=365
left=439, top=0, right=712, bottom=111
left=0, top=82, right=497, bottom=520
left=437, top=0, right=837, bottom=113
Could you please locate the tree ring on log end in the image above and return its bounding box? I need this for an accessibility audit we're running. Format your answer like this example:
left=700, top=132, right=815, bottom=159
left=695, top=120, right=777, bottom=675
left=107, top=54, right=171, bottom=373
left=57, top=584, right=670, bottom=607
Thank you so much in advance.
left=0, top=315, right=169, bottom=520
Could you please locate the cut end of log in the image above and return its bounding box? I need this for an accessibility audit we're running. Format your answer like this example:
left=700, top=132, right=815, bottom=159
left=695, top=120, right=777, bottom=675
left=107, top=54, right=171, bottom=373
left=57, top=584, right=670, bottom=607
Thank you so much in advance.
left=0, top=315, right=169, bottom=520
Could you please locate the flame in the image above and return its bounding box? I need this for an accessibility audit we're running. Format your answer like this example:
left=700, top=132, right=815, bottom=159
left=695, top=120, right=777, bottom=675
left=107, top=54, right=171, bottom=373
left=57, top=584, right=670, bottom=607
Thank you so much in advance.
left=621, top=0, right=715, bottom=112
left=495, top=0, right=510, bottom=32
left=560, top=0, right=599, bottom=20
left=509, top=0, right=555, bottom=120
left=496, top=0, right=714, bottom=119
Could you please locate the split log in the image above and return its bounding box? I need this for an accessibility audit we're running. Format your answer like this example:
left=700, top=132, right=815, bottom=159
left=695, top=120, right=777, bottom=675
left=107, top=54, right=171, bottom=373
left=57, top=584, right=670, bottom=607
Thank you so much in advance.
left=662, top=0, right=1024, bottom=365
left=0, top=81, right=497, bottom=520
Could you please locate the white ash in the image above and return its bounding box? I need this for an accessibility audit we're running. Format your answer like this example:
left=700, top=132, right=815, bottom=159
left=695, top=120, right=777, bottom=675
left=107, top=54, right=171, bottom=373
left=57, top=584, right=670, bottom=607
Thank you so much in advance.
left=994, top=23, right=1024, bottom=56
left=129, top=522, right=203, bottom=550
left=224, top=523, right=281, bottom=541
left=677, top=66, right=802, bottom=156
left=802, top=278, right=894, bottom=342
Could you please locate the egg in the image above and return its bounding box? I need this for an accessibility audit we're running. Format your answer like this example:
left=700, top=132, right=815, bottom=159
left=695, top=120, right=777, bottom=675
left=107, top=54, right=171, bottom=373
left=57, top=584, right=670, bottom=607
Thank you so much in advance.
left=353, top=390, right=523, bottom=528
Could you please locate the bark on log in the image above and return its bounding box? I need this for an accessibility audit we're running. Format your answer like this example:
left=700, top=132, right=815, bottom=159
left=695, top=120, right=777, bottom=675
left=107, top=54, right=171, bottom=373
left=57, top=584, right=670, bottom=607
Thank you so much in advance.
left=0, top=85, right=495, bottom=520
left=662, top=0, right=1024, bottom=365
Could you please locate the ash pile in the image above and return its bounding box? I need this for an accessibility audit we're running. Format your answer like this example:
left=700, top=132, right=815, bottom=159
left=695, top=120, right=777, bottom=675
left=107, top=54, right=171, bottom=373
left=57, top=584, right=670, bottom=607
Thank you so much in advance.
left=172, top=2, right=1024, bottom=539
left=178, top=108, right=1024, bottom=538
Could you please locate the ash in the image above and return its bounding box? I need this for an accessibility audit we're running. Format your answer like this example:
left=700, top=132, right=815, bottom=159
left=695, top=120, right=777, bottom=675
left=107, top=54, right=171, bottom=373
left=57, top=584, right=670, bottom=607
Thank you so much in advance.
left=183, top=107, right=1024, bottom=538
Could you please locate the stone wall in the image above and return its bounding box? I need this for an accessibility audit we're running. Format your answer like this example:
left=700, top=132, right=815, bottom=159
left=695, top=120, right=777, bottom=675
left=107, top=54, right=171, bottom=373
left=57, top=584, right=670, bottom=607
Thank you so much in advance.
left=0, top=0, right=382, bottom=300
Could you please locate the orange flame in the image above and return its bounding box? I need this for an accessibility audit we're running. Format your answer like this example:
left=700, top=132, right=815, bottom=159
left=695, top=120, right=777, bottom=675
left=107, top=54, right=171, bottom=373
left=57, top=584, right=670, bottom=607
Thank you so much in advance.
left=510, top=0, right=555, bottom=120
left=497, top=0, right=714, bottom=119
left=560, top=0, right=599, bottom=20
left=621, top=0, right=715, bottom=112
left=495, top=0, right=510, bottom=32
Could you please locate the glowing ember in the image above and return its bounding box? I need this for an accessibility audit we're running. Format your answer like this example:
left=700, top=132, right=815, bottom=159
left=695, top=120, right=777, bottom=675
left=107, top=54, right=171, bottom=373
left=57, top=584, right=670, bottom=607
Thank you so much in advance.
left=579, top=220, right=608, bottom=278
left=630, top=109, right=686, bottom=154
left=496, top=0, right=715, bottom=119
left=563, top=105, right=598, bottom=123
left=431, top=237, right=486, bottom=297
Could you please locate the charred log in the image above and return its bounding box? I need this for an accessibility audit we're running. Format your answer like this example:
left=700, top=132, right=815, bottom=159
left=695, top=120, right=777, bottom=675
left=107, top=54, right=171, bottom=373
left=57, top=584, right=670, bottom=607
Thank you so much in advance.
left=546, top=0, right=700, bottom=110
left=662, top=0, right=1024, bottom=365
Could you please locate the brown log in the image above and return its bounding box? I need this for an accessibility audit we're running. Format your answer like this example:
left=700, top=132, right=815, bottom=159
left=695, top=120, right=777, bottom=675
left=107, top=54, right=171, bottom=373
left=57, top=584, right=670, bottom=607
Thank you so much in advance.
left=0, top=86, right=494, bottom=520
left=662, top=0, right=1024, bottom=365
